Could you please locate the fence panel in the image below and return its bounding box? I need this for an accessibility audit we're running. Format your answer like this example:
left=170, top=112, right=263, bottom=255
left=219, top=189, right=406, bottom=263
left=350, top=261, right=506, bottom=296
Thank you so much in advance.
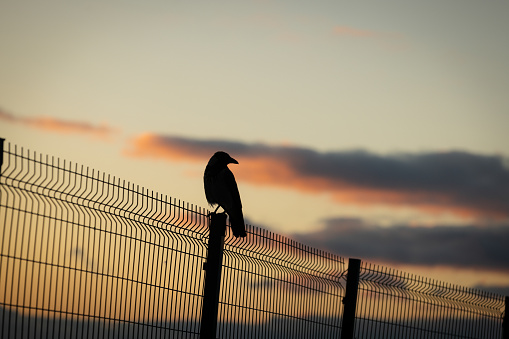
left=354, top=262, right=505, bottom=339
left=0, top=142, right=348, bottom=339
left=217, top=227, right=346, bottom=338
left=0, top=144, right=209, bottom=338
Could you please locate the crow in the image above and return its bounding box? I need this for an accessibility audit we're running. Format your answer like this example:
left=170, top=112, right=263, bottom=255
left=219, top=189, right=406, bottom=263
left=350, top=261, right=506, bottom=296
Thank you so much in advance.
left=204, top=151, right=247, bottom=238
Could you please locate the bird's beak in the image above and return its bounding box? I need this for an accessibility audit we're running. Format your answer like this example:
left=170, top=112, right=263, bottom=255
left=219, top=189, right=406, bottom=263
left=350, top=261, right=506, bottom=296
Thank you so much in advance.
left=230, top=157, right=239, bottom=164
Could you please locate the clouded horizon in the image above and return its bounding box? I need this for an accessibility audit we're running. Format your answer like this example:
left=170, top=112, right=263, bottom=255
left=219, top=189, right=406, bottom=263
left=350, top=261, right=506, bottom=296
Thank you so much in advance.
left=1, top=0, right=508, bottom=292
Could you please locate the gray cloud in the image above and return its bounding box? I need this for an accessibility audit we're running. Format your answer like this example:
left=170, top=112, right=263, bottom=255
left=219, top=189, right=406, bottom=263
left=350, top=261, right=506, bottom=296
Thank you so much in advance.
left=127, top=134, right=509, bottom=217
left=293, top=218, right=509, bottom=271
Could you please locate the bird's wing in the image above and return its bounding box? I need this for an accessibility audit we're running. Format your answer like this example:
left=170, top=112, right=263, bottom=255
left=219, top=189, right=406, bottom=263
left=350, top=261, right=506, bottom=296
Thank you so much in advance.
left=216, top=167, right=242, bottom=211
left=204, top=173, right=216, bottom=206
left=219, top=167, right=246, bottom=237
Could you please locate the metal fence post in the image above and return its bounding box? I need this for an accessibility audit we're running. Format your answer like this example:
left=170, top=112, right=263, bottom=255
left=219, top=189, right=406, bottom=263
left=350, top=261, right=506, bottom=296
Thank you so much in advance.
left=0, top=138, right=4, bottom=174
left=200, top=212, right=227, bottom=339
left=341, top=258, right=361, bottom=339
left=503, top=296, right=509, bottom=339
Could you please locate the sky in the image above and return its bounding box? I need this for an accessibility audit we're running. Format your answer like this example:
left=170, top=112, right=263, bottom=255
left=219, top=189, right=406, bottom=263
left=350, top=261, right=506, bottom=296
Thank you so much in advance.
left=1, top=0, right=508, bottom=294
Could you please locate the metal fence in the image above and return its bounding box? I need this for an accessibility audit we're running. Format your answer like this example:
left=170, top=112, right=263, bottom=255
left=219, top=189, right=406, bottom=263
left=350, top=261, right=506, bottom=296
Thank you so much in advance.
left=0, top=140, right=506, bottom=338
left=352, top=260, right=506, bottom=338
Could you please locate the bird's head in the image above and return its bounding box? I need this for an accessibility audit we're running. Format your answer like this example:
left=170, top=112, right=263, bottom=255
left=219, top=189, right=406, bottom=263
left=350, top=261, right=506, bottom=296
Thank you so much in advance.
left=210, top=151, right=239, bottom=166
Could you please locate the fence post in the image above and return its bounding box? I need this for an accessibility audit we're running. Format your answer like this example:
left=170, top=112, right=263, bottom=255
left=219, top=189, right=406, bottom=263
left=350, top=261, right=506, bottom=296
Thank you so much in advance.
left=0, top=138, right=4, bottom=174
left=200, top=212, right=227, bottom=339
left=341, top=258, right=361, bottom=339
left=503, top=296, right=509, bottom=339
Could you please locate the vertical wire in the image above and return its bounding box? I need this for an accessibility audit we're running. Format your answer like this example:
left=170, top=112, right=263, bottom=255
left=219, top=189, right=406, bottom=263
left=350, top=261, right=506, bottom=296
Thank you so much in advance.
left=151, top=193, right=163, bottom=338
left=182, top=202, right=193, bottom=336
left=49, top=157, right=64, bottom=338
left=19, top=150, right=33, bottom=339
left=355, top=264, right=364, bottom=338
left=380, top=267, right=393, bottom=336
left=430, top=279, right=439, bottom=337
left=391, top=269, right=399, bottom=339
left=438, top=282, right=444, bottom=339
left=168, top=199, right=179, bottom=336
left=234, top=238, right=242, bottom=338
left=131, top=185, right=142, bottom=338
left=149, top=192, right=159, bottom=337
left=56, top=156, right=68, bottom=337
left=159, top=195, right=171, bottom=336
left=18, top=150, right=35, bottom=337
left=80, top=167, right=92, bottom=338
left=1, top=149, right=13, bottom=329
left=103, top=173, right=117, bottom=339
left=122, top=182, right=135, bottom=338
left=402, top=272, right=411, bottom=339
left=162, top=195, right=174, bottom=336
left=143, top=190, right=154, bottom=338
left=8, top=146, right=23, bottom=337
left=385, top=268, right=395, bottom=339
left=242, top=243, right=250, bottom=339
left=363, top=264, right=372, bottom=338
left=135, top=187, right=148, bottom=338
left=416, top=276, right=426, bottom=339
left=110, top=175, right=121, bottom=338
left=67, top=163, right=82, bottom=338
left=145, top=191, right=157, bottom=338
left=44, top=155, right=56, bottom=338
left=0, top=144, right=10, bottom=337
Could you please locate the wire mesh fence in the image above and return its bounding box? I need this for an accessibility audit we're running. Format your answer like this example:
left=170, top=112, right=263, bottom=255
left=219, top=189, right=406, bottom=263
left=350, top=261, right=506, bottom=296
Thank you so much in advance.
left=0, top=140, right=506, bottom=338
left=218, top=227, right=345, bottom=338
left=0, top=143, right=210, bottom=338
left=0, top=142, right=346, bottom=338
left=354, top=262, right=505, bottom=339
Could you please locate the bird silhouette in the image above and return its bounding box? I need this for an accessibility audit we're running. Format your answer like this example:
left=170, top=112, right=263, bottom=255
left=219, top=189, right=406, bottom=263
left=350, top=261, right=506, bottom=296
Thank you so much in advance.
left=204, top=151, right=247, bottom=238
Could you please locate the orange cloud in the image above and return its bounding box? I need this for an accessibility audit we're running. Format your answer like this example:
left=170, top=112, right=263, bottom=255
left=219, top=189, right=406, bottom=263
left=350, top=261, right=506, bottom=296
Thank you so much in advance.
left=0, top=110, right=117, bottom=139
left=124, top=132, right=208, bottom=160
left=125, top=133, right=509, bottom=219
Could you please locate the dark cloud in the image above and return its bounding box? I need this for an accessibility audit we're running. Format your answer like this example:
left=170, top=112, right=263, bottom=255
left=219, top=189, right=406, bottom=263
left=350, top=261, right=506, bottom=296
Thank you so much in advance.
left=126, top=133, right=509, bottom=218
left=293, top=218, right=509, bottom=271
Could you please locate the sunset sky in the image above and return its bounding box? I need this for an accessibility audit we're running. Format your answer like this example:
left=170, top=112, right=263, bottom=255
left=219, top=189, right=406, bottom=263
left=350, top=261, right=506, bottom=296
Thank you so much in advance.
left=1, top=1, right=508, bottom=294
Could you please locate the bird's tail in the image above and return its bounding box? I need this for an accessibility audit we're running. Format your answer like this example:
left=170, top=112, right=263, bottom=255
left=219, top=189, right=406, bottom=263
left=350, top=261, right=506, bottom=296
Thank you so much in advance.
left=228, top=209, right=247, bottom=238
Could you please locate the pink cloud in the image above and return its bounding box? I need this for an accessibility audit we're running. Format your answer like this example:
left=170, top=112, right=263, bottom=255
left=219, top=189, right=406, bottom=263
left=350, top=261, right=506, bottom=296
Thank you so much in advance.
left=333, top=25, right=381, bottom=38
left=0, top=110, right=117, bottom=139
left=332, top=25, right=406, bottom=50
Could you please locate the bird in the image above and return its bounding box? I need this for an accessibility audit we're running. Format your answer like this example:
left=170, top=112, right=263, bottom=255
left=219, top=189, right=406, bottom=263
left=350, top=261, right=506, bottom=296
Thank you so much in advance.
left=204, top=151, right=247, bottom=238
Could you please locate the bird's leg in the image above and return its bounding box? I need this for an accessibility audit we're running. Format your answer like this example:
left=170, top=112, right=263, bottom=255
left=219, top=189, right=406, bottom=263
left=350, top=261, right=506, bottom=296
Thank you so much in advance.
left=207, top=205, right=222, bottom=218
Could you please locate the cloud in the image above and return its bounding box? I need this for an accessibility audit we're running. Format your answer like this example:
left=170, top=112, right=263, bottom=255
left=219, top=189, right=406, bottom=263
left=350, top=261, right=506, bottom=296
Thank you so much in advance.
left=293, top=218, right=509, bottom=271
left=0, top=109, right=117, bottom=139
left=125, top=133, right=509, bottom=219
left=333, top=25, right=382, bottom=38
left=332, top=25, right=407, bottom=50
left=332, top=25, right=404, bottom=40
